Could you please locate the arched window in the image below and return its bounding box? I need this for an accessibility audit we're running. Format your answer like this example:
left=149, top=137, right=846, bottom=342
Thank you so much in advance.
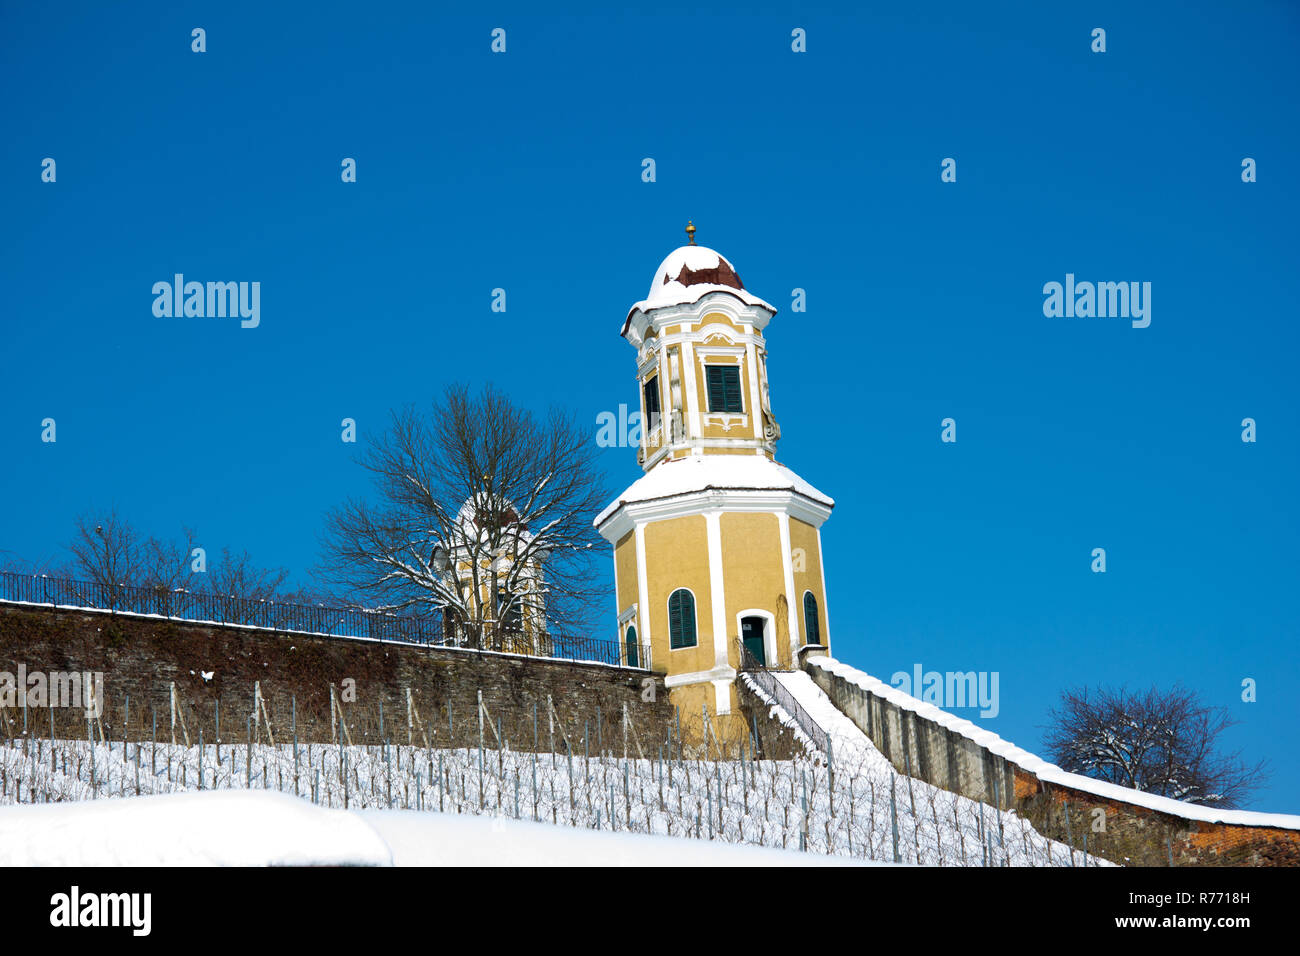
left=668, top=589, right=697, bottom=649
left=625, top=624, right=639, bottom=668
left=803, top=591, right=821, bottom=645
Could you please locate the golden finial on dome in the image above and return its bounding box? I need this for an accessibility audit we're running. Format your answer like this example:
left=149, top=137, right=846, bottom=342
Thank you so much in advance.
left=685, top=221, right=696, bottom=245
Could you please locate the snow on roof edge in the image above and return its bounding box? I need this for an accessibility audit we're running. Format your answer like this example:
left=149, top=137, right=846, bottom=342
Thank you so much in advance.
left=595, top=483, right=832, bottom=529
left=621, top=286, right=777, bottom=336
left=594, top=455, right=834, bottom=528
left=808, top=655, right=1300, bottom=831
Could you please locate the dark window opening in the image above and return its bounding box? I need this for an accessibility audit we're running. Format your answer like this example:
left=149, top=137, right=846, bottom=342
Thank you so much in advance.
left=643, top=376, right=661, bottom=432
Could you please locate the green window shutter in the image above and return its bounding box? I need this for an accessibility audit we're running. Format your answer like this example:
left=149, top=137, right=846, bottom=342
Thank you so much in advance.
left=724, top=368, right=743, bottom=412
left=706, top=366, right=743, bottom=413
left=706, top=366, right=725, bottom=412
left=803, top=592, right=821, bottom=645
left=669, top=589, right=696, bottom=649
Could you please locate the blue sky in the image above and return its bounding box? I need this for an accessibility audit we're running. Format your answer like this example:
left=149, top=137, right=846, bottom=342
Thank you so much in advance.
left=2, top=1, right=1297, bottom=809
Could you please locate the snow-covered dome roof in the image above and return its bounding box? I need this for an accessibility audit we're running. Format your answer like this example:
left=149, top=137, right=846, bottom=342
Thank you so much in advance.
left=644, top=245, right=745, bottom=305
left=624, top=242, right=777, bottom=330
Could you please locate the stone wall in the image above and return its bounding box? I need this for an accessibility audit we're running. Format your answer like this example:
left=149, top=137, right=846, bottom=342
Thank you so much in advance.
left=1014, top=770, right=1300, bottom=867
left=0, top=604, right=673, bottom=756
left=806, top=660, right=1017, bottom=804
left=806, top=657, right=1300, bottom=867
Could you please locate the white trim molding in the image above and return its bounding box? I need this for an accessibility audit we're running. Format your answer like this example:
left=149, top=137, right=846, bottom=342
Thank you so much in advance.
left=816, top=526, right=832, bottom=651
left=634, top=524, right=651, bottom=649
left=777, top=512, right=800, bottom=662
left=623, top=292, right=775, bottom=348
left=596, top=487, right=832, bottom=544
left=735, top=608, right=777, bottom=668
left=703, top=511, right=729, bottom=678
left=664, top=665, right=738, bottom=688
left=712, top=679, right=732, bottom=715
left=702, top=412, right=748, bottom=432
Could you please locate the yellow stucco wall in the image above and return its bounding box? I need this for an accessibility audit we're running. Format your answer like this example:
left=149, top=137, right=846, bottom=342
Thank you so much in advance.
left=669, top=683, right=750, bottom=756
left=643, top=515, right=714, bottom=675
left=696, top=311, right=746, bottom=336
left=614, top=531, right=637, bottom=622
left=613, top=530, right=640, bottom=665
left=789, top=517, right=829, bottom=651
left=613, top=509, right=828, bottom=689
left=718, top=512, right=785, bottom=668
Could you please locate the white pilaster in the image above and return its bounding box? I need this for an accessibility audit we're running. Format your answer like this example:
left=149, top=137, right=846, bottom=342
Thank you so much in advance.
left=816, top=526, right=831, bottom=649
left=657, top=341, right=671, bottom=450
left=634, top=523, right=651, bottom=648
left=744, top=337, right=762, bottom=442
left=680, top=335, right=699, bottom=440
left=704, top=509, right=731, bottom=714
left=777, top=512, right=800, bottom=661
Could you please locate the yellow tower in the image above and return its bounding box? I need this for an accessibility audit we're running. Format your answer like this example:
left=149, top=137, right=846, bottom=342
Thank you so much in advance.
left=595, top=225, right=834, bottom=740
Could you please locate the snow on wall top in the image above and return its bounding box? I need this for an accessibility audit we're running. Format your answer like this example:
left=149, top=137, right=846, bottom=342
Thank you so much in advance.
left=808, top=655, right=1300, bottom=831
left=595, top=454, right=833, bottom=527
left=624, top=245, right=776, bottom=328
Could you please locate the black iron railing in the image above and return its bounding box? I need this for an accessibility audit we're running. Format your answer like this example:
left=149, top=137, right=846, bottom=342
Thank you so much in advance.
left=738, top=643, right=829, bottom=754
left=0, top=570, right=649, bottom=670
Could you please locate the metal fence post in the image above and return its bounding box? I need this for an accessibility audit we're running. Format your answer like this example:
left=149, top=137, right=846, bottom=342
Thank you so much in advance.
left=890, top=776, right=901, bottom=863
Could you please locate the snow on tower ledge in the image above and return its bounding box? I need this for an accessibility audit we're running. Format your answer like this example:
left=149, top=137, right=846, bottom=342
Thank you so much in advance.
left=595, top=454, right=833, bottom=529
left=622, top=245, right=777, bottom=333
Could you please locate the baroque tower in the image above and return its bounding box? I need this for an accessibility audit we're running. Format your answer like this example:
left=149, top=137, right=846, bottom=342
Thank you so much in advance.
left=595, top=224, right=834, bottom=738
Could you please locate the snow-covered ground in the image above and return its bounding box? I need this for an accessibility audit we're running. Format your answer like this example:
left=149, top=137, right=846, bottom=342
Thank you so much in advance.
left=359, top=808, right=873, bottom=866
left=0, top=790, right=870, bottom=867
left=771, top=670, right=894, bottom=770
left=0, top=790, right=392, bottom=866
left=0, top=711, right=1092, bottom=866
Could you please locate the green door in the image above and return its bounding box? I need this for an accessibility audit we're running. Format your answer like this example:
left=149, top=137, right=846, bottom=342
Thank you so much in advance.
left=741, top=616, right=766, bottom=666
left=625, top=625, right=639, bottom=668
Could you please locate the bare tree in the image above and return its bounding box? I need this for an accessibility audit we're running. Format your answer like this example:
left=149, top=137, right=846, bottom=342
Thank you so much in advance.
left=138, top=526, right=200, bottom=616
left=63, top=509, right=297, bottom=621
left=67, top=506, right=146, bottom=597
left=319, top=384, right=609, bottom=646
left=0, top=549, right=56, bottom=575
left=200, top=547, right=291, bottom=620
left=66, top=510, right=203, bottom=613
left=1044, top=684, right=1269, bottom=808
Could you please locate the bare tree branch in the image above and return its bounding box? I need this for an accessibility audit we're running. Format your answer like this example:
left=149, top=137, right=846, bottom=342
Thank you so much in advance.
left=66, top=506, right=145, bottom=593
left=200, top=547, right=291, bottom=619
left=1044, top=683, right=1270, bottom=808
left=318, top=384, right=610, bottom=647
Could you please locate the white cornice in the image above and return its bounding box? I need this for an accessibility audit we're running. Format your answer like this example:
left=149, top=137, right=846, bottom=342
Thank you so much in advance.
left=596, top=486, right=833, bottom=542
left=624, top=292, right=774, bottom=348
